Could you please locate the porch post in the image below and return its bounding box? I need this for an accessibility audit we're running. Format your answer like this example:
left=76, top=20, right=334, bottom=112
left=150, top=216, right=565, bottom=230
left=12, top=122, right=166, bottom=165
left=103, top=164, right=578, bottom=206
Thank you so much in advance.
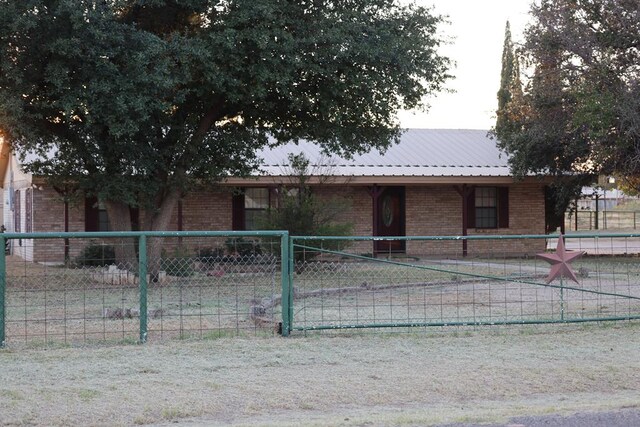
left=367, top=185, right=384, bottom=254
left=53, top=185, right=73, bottom=263
left=64, top=199, right=69, bottom=263
left=454, top=184, right=473, bottom=257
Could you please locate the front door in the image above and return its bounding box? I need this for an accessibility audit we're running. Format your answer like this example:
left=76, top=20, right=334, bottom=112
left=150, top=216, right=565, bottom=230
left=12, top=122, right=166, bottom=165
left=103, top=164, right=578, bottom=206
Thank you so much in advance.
left=374, top=187, right=406, bottom=253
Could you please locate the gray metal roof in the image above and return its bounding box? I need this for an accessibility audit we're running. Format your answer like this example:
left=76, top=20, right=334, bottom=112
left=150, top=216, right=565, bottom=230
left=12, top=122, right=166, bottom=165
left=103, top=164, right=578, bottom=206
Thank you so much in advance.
left=258, top=129, right=511, bottom=177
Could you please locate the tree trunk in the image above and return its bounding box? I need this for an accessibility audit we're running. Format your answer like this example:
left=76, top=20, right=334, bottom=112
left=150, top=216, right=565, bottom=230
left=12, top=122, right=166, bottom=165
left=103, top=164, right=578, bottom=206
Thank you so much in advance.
left=104, top=200, right=138, bottom=271
left=144, top=189, right=181, bottom=282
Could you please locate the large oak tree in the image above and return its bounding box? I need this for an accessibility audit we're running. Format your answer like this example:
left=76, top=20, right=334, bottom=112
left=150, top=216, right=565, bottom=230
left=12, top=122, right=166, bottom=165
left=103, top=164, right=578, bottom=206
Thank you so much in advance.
left=0, top=0, right=452, bottom=237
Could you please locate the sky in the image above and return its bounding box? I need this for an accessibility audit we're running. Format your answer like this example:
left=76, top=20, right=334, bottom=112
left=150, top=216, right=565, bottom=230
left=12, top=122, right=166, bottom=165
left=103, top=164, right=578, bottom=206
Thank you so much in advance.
left=398, top=0, right=533, bottom=130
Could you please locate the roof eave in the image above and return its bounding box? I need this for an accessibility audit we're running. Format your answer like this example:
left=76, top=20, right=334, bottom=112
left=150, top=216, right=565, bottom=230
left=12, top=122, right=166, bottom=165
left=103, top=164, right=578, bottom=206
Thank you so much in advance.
left=223, top=175, right=552, bottom=186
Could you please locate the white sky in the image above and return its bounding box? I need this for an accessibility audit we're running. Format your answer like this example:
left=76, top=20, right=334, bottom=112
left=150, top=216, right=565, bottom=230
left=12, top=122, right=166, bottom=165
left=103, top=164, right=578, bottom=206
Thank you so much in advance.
left=398, top=0, right=533, bottom=130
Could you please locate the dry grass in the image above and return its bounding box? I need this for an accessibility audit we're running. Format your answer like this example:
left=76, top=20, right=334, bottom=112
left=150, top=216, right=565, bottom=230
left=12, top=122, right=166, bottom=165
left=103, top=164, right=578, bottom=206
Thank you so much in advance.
left=1, top=322, right=639, bottom=426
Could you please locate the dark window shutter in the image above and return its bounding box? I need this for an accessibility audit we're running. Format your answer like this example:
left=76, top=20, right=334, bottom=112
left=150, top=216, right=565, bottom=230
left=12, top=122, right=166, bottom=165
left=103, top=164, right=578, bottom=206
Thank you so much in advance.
left=129, top=206, right=140, bottom=231
left=85, top=197, right=99, bottom=232
left=177, top=200, right=183, bottom=231
left=232, top=190, right=245, bottom=231
left=25, top=188, right=32, bottom=232
left=466, top=188, right=476, bottom=228
left=498, top=187, right=509, bottom=228
left=14, top=190, right=20, bottom=232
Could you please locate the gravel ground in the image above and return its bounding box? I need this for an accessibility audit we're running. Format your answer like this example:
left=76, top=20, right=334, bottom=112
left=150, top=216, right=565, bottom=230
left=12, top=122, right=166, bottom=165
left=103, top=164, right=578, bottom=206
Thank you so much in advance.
left=1, top=322, right=639, bottom=426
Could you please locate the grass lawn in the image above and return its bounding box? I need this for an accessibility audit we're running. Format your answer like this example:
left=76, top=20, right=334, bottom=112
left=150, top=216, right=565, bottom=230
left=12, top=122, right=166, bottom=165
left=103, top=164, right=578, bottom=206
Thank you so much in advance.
left=1, top=322, right=639, bottom=426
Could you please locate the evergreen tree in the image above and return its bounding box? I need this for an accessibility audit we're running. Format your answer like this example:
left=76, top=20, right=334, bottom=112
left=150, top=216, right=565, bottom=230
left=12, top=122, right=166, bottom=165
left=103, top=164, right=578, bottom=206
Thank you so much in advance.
left=493, top=18, right=588, bottom=233
left=495, top=0, right=640, bottom=189
left=495, top=21, right=523, bottom=138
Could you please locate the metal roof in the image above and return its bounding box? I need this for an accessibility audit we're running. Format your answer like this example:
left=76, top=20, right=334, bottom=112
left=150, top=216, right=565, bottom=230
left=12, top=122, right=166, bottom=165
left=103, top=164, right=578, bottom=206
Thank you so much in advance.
left=257, top=129, right=510, bottom=177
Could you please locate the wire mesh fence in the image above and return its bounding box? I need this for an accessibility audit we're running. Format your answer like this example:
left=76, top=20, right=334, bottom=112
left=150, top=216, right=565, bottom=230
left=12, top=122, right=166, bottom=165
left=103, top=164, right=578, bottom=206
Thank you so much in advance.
left=0, top=231, right=287, bottom=347
left=565, top=209, right=640, bottom=231
left=2, top=231, right=640, bottom=346
left=289, top=234, right=640, bottom=333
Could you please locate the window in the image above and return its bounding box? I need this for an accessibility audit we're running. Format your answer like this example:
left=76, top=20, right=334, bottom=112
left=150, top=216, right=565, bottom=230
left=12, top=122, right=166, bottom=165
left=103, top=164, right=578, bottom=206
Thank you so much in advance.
left=232, top=188, right=270, bottom=230
left=85, top=197, right=140, bottom=231
left=475, top=187, right=497, bottom=228
left=467, top=186, right=509, bottom=229
left=85, top=197, right=110, bottom=232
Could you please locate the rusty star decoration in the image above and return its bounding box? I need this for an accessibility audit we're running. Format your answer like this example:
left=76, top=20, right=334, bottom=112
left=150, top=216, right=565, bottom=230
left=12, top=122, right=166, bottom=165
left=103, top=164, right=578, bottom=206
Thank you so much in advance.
left=537, top=235, right=584, bottom=284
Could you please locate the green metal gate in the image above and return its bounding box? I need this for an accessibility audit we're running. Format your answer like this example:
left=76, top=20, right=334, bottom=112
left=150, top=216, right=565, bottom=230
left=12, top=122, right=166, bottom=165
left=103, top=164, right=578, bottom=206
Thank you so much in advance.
left=283, top=234, right=640, bottom=334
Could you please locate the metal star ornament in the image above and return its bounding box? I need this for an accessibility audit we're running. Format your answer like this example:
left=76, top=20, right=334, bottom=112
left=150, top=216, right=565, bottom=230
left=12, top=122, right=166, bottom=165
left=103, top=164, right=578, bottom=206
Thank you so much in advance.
left=537, top=235, right=584, bottom=284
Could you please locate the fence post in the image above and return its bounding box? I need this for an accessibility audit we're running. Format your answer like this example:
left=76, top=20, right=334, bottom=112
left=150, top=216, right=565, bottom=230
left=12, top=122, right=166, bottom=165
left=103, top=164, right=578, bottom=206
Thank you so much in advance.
left=280, top=233, right=290, bottom=336
left=138, top=234, right=148, bottom=343
left=0, top=236, right=5, bottom=347
left=288, top=236, right=294, bottom=330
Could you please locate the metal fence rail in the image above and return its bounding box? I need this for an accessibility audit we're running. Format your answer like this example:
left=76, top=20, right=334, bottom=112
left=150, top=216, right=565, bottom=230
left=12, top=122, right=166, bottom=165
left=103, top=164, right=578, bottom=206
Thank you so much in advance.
left=288, top=234, right=640, bottom=333
left=0, top=231, right=289, bottom=347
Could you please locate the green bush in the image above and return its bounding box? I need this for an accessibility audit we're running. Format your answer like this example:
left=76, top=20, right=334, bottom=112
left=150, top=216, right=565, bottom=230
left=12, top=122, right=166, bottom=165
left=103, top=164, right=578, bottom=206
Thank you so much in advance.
left=224, top=237, right=262, bottom=258
left=257, top=154, right=353, bottom=262
left=77, top=243, right=116, bottom=267
left=197, top=247, right=224, bottom=265
left=161, top=247, right=194, bottom=277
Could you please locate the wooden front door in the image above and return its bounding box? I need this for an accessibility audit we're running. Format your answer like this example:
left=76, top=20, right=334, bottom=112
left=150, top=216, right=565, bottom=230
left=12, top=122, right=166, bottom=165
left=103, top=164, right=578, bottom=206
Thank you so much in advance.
left=374, top=187, right=406, bottom=253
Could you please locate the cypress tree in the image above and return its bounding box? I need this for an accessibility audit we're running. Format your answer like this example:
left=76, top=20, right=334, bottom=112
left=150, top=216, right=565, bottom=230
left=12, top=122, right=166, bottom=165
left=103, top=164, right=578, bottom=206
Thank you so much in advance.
left=495, top=21, right=523, bottom=137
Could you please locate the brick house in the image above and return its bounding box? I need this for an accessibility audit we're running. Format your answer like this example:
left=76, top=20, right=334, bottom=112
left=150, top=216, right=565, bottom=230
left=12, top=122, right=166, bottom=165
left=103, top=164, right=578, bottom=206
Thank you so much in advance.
left=0, top=129, right=549, bottom=262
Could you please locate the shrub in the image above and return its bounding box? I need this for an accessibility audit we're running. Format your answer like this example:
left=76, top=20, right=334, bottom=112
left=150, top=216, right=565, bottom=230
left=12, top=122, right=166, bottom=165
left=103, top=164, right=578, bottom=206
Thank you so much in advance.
left=197, top=247, right=225, bottom=265
left=77, top=243, right=116, bottom=267
left=257, top=153, right=354, bottom=262
left=161, top=246, right=194, bottom=277
left=224, top=237, right=262, bottom=258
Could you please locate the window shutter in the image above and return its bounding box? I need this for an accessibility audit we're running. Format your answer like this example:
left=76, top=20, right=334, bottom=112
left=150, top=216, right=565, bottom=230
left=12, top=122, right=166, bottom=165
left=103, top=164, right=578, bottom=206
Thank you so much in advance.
left=25, top=188, right=32, bottom=232
left=466, top=188, right=476, bottom=228
left=129, top=206, right=140, bottom=231
left=14, top=190, right=20, bottom=232
left=231, top=190, right=245, bottom=231
left=498, top=187, right=509, bottom=228
left=85, top=197, right=99, bottom=232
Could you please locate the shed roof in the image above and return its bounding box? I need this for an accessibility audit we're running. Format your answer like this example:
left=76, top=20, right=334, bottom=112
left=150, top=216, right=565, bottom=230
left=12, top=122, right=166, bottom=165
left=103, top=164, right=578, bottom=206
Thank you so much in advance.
left=257, top=129, right=510, bottom=178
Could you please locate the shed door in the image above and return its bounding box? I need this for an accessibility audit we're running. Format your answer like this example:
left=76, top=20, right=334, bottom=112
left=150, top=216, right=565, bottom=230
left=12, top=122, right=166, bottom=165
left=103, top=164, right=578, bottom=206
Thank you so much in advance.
left=374, top=187, right=406, bottom=253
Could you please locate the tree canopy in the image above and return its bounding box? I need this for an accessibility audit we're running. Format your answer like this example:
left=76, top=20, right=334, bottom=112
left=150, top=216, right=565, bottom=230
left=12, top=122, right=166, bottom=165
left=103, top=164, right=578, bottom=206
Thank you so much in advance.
left=495, top=0, right=639, bottom=178
left=0, top=0, right=451, bottom=231
left=492, top=0, right=639, bottom=229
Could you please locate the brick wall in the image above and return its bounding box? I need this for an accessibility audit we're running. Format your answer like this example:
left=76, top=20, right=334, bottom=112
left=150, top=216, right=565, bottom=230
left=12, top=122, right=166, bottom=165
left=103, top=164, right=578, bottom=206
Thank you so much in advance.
left=467, top=183, right=546, bottom=256
left=404, top=183, right=546, bottom=257
left=26, top=182, right=547, bottom=263
left=170, top=189, right=232, bottom=231
left=404, top=186, right=462, bottom=256
left=32, top=188, right=84, bottom=263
